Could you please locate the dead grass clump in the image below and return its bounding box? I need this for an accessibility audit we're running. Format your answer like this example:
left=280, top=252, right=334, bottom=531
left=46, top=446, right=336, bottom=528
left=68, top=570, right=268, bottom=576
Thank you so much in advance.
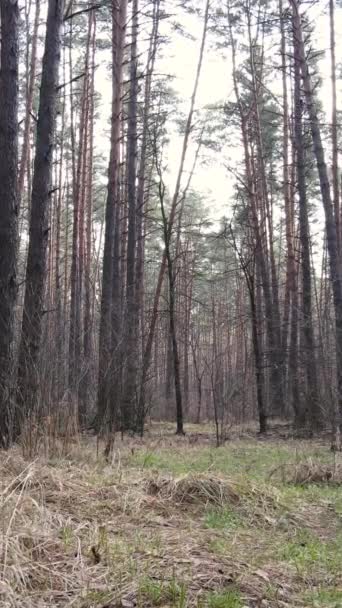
left=272, top=459, right=342, bottom=485
left=145, top=474, right=240, bottom=507
left=145, top=473, right=284, bottom=528
left=0, top=451, right=29, bottom=479
left=236, top=480, right=284, bottom=527
left=19, top=400, right=80, bottom=459
left=0, top=454, right=127, bottom=606
left=1, top=456, right=91, bottom=507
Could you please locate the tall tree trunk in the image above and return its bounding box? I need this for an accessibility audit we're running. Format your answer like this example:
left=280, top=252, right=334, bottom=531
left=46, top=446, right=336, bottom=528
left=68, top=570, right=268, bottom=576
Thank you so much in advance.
left=230, top=226, right=266, bottom=433
left=121, top=0, right=139, bottom=431
left=69, top=16, right=92, bottom=420
left=329, top=0, right=340, bottom=254
left=17, top=0, right=64, bottom=431
left=96, top=0, right=128, bottom=431
left=54, top=51, right=66, bottom=401
left=290, top=0, right=342, bottom=446
left=108, top=195, right=122, bottom=434
left=183, top=248, right=193, bottom=413
left=293, top=27, right=320, bottom=430
left=159, top=179, right=184, bottom=435
left=165, top=321, right=174, bottom=402
left=135, top=0, right=161, bottom=431
left=279, top=0, right=295, bottom=382
left=243, top=123, right=281, bottom=417
left=0, top=0, right=19, bottom=448
left=246, top=7, right=284, bottom=416
left=227, top=3, right=283, bottom=418
left=191, top=329, right=203, bottom=424
left=249, top=272, right=266, bottom=433
left=289, top=261, right=300, bottom=419
left=81, top=12, right=96, bottom=421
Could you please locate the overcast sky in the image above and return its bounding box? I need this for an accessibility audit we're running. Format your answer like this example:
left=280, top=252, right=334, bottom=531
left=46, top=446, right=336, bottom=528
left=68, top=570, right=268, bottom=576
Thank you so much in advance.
left=92, top=0, right=342, bottom=227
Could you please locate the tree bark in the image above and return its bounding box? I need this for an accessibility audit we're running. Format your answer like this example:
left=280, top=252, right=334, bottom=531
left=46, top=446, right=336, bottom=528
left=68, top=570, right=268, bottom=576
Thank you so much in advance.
left=135, top=0, right=161, bottom=432
left=81, top=12, right=96, bottom=422
left=0, top=0, right=19, bottom=448
left=157, top=171, right=184, bottom=434
left=96, top=0, right=128, bottom=431
left=54, top=46, right=66, bottom=401
left=290, top=0, right=342, bottom=446
left=69, top=15, right=92, bottom=418
left=329, top=0, right=340, bottom=254
left=121, top=0, right=139, bottom=431
left=17, top=0, right=64, bottom=430
left=279, top=0, right=295, bottom=385
left=293, top=25, right=320, bottom=429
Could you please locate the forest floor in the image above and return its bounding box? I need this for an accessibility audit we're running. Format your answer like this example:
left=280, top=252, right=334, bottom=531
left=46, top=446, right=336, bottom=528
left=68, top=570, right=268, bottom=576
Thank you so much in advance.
left=0, top=423, right=342, bottom=608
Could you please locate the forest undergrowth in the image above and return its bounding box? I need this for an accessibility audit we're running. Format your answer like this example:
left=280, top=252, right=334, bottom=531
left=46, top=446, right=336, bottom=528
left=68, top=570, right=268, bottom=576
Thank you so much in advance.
left=0, top=424, right=341, bottom=608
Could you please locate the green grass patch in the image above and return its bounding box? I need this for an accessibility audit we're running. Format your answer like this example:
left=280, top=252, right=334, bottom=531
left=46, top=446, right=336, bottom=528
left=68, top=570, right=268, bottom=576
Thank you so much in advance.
left=205, top=588, right=244, bottom=608
left=279, top=529, right=342, bottom=578
left=81, top=589, right=113, bottom=606
left=204, top=507, right=241, bottom=530
left=138, top=576, right=187, bottom=607
left=128, top=441, right=335, bottom=483
left=303, top=587, right=342, bottom=607
left=280, top=481, right=342, bottom=504
left=58, top=524, right=74, bottom=547
left=207, top=538, right=232, bottom=556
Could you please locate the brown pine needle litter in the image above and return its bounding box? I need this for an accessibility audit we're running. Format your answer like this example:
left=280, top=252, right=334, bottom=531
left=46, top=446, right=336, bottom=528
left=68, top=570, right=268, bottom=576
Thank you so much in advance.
left=0, top=443, right=340, bottom=607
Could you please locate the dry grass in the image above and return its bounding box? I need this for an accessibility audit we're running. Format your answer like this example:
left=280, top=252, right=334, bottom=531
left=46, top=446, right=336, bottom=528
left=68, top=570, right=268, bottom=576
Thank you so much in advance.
left=0, top=433, right=341, bottom=607
left=144, top=473, right=288, bottom=533
left=145, top=474, right=241, bottom=507
left=0, top=450, right=145, bottom=607
left=270, top=458, right=342, bottom=485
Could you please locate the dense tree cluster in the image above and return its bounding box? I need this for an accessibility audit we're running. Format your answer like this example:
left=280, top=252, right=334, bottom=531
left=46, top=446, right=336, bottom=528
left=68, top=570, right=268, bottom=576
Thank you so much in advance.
left=0, top=0, right=341, bottom=451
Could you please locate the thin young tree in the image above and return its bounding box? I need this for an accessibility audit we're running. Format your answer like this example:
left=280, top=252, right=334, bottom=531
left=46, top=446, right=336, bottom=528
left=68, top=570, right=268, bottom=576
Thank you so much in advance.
left=229, top=226, right=267, bottom=433
left=138, top=0, right=210, bottom=428
left=156, top=159, right=185, bottom=434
